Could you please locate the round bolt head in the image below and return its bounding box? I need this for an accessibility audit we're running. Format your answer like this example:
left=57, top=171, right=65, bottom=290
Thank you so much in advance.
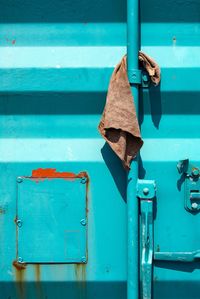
left=143, top=187, right=149, bottom=196
left=17, top=220, right=22, bottom=227
left=80, top=219, right=87, bottom=226
left=192, top=202, right=198, bottom=210
left=142, top=74, right=148, bottom=82
left=81, top=177, right=87, bottom=184
left=192, top=168, right=200, bottom=177
left=18, top=257, right=23, bottom=263
left=17, top=219, right=22, bottom=227
left=81, top=256, right=87, bottom=263
left=17, top=177, right=23, bottom=183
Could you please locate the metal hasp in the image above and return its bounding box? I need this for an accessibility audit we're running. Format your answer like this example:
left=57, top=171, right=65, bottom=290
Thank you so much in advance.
left=177, top=159, right=200, bottom=212
left=137, top=180, right=156, bottom=299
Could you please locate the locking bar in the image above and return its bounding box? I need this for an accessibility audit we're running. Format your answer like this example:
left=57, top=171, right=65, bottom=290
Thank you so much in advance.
left=137, top=180, right=156, bottom=299
left=154, top=250, right=200, bottom=262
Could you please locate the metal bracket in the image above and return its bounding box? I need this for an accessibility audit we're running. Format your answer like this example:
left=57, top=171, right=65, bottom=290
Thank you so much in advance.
left=177, top=159, right=200, bottom=212
left=128, top=69, right=150, bottom=88
left=137, top=180, right=156, bottom=299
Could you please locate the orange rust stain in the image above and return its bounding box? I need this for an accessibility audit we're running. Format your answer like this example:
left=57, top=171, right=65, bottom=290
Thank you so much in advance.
left=35, top=264, right=40, bottom=281
left=13, top=261, right=26, bottom=298
left=75, top=264, right=87, bottom=299
left=13, top=260, right=26, bottom=271
left=34, top=264, right=44, bottom=298
left=31, top=168, right=88, bottom=180
left=75, top=264, right=86, bottom=281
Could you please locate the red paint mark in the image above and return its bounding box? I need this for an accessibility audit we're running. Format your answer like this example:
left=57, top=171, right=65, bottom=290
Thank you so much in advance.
left=5, top=37, right=16, bottom=45
left=31, top=168, right=88, bottom=180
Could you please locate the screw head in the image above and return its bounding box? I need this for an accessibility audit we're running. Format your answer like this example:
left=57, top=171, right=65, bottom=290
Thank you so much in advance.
left=192, top=202, right=198, bottom=210
left=143, top=188, right=149, bottom=196
left=142, top=74, right=149, bottom=82
left=81, top=256, right=86, bottom=263
left=80, top=219, right=87, bottom=226
left=81, top=177, right=87, bottom=184
left=192, top=168, right=200, bottom=177
left=17, top=177, right=23, bottom=183
left=16, top=219, right=22, bottom=227
left=18, top=257, right=23, bottom=263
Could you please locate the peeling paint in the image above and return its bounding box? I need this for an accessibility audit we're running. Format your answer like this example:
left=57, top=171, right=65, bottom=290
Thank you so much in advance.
left=31, top=168, right=88, bottom=181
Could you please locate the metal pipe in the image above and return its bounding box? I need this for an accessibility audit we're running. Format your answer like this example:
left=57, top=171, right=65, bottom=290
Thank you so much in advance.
left=127, top=0, right=140, bottom=298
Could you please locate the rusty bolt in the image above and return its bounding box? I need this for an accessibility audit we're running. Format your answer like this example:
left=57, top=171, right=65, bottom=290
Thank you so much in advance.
left=143, top=187, right=149, bottom=196
left=17, top=177, right=23, bottom=183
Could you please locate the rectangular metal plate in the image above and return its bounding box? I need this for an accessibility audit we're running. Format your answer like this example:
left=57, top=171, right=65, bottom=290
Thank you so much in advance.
left=17, top=177, right=87, bottom=263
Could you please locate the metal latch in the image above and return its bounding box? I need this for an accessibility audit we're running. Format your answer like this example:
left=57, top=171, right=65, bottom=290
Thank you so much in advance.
left=177, top=159, right=200, bottom=212
left=154, top=250, right=200, bottom=263
left=137, top=180, right=156, bottom=299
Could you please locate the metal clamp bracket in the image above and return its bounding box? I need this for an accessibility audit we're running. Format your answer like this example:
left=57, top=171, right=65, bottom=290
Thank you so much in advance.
left=137, top=180, right=156, bottom=299
left=128, top=69, right=150, bottom=88
left=177, top=159, right=200, bottom=212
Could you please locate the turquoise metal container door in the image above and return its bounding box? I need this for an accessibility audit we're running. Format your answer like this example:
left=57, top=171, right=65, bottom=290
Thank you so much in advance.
left=0, top=0, right=200, bottom=299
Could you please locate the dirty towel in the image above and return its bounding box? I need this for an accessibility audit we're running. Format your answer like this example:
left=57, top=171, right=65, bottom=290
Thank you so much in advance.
left=98, top=51, right=160, bottom=170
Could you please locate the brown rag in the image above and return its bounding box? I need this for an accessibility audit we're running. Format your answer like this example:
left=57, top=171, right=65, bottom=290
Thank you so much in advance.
left=98, top=51, right=161, bottom=170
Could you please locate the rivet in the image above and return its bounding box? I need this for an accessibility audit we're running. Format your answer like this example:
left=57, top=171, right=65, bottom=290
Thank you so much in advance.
left=192, top=202, right=198, bottom=210
left=192, top=168, right=200, bottom=177
left=143, top=187, right=149, bottom=195
left=81, top=177, right=87, bottom=184
left=17, top=177, right=23, bottom=183
left=81, top=256, right=86, bottom=263
left=142, top=74, right=149, bottom=82
left=80, top=219, right=87, bottom=226
left=18, top=257, right=23, bottom=263
left=16, top=219, right=22, bottom=227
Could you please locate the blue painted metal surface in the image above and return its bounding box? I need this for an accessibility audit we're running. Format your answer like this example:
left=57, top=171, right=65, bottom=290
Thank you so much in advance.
left=0, top=0, right=200, bottom=298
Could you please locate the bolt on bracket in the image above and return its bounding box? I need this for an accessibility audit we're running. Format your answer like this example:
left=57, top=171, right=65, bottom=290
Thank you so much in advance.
left=128, top=69, right=150, bottom=88
left=137, top=180, right=156, bottom=299
left=177, top=159, right=200, bottom=213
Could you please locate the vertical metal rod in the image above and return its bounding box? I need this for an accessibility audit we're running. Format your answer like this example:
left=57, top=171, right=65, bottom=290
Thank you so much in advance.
left=127, top=0, right=140, bottom=298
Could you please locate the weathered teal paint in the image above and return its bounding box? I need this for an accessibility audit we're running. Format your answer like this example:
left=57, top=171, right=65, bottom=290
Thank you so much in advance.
left=0, top=0, right=200, bottom=298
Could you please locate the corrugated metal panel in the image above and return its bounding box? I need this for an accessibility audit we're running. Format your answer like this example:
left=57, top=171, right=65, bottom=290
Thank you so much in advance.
left=0, top=0, right=199, bottom=298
